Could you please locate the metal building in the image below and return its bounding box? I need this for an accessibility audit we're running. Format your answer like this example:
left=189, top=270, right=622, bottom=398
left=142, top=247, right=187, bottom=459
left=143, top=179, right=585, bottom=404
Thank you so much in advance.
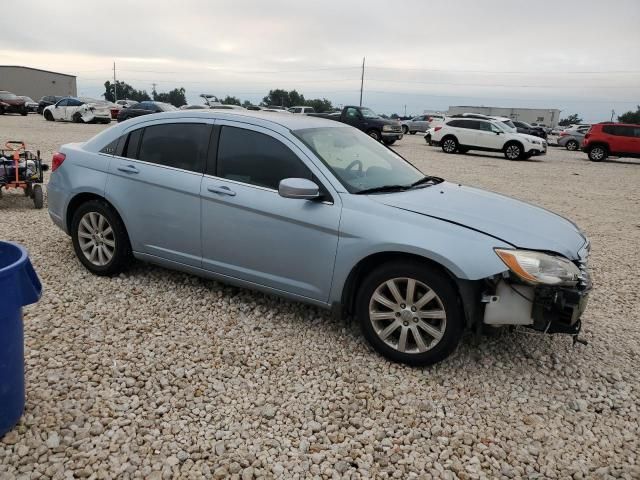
left=447, top=105, right=561, bottom=127
left=0, top=65, right=77, bottom=100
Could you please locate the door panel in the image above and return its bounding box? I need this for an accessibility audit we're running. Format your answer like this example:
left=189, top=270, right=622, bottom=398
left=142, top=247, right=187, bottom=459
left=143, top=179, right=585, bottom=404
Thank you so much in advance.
left=107, top=158, right=203, bottom=266
left=105, top=121, right=211, bottom=267
left=200, top=123, right=341, bottom=302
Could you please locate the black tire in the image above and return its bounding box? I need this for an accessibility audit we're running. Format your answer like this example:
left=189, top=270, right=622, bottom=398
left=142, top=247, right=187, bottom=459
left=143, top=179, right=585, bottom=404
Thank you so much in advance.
left=44, top=110, right=54, bottom=121
left=367, top=130, right=382, bottom=142
left=402, top=125, right=409, bottom=135
left=441, top=136, right=458, bottom=154
left=382, top=138, right=396, bottom=146
left=424, top=135, right=432, bottom=145
left=71, top=200, right=131, bottom=276
left=565, top=140, right=579, bottom=151
left=32, top=185, right=43, bottom=209
left=409, top=131, right=416, bottom=135
left=21, top=108, right=28, bottom=116
left=24, top=184, right=32, bottom=197
left=356, top=261, right=464, bottom=366
left=504, top=142, right=523, bottom=160
left=588, top=145, right=608, bottom=162
left=0, top=107, right=5, bottom=115
left=72, top=112, right=84, bottom=124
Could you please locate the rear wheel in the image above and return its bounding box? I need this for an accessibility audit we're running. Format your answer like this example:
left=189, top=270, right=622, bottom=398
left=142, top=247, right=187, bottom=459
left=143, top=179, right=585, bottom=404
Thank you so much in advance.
left=32, top=184, right=43, bottom=209
left=356, top=261, right=463, bottom=366
left=402, top=125, right=409, bottom=135
left=565, top=140, right=579, bottom=151
left=441, top=137, right=458, bottom=154
left=504, top=142, right=523, bottom=160
left=72, top=112, right=84, bottom=123
left=71, top=200, right=131, bottom=276
left=588, top=145, right=607, bottom=162
left=44, top=110, right=53, bottom=121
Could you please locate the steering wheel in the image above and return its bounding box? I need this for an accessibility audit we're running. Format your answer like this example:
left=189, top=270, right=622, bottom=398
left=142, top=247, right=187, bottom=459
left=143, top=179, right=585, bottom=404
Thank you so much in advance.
left=345, top=159, right=363, bottom=175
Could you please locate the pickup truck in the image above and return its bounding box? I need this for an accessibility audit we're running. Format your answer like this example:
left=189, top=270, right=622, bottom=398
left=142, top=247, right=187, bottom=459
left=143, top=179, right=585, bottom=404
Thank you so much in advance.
left=309, top=106, right=403, bottom=145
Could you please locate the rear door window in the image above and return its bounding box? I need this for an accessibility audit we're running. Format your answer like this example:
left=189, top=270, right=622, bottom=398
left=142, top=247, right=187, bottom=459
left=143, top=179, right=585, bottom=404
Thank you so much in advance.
left=123, top=129, right=143, bottom=159
left=215, top=126, right=312, bottom=190
left=137, top=123, right=210, bottom=173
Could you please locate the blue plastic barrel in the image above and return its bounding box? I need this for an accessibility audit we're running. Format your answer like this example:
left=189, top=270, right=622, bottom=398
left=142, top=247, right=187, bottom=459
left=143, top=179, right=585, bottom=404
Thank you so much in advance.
left=0, top=241, right=42, bottom=437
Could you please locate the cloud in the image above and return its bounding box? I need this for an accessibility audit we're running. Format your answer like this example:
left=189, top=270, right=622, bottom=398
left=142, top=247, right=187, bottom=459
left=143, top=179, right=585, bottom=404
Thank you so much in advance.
left=3, top=0, right=639, bottom=119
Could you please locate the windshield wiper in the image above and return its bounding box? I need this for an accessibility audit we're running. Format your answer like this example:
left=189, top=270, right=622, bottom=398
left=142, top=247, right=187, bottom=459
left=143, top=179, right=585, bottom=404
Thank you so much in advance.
left=409, top=175, right=444, bottom=188
left=354, top=184, right=411, bottom=195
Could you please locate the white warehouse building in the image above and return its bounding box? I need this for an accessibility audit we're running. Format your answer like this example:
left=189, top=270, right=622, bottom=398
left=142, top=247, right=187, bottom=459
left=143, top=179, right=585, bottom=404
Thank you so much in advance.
left=447, top=106, right=561, bottom=127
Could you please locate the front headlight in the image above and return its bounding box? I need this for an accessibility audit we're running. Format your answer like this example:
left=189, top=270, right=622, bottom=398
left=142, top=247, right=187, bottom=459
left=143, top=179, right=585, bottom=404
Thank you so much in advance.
left=495, top=249, right=581, bottom=286
left=529, top=138, right=541, bottom=145
left=382, top=125, right=395, bottom=132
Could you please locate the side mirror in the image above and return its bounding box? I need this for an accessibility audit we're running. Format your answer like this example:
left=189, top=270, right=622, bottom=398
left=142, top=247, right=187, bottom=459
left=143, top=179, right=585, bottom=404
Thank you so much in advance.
left=278, top=178, right=320, bottom=200
left=495, top=131, right=502, bottom=135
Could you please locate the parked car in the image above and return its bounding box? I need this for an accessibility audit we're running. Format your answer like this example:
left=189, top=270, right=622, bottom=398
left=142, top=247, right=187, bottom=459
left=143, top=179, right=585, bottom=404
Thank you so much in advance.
left=512, top=121, right=547, bottom=139
left=116, top=101, right=177, bottom=122
left=449, top=113, right=518, bottom=132
left=310, top=105, right=403, bottom=145
left=43, top=97, right=111, bottom=124
left=18, top=96, right=39, bottom=113
left=582, top=122, right=640, bottom=161
left=37, top=95, right=64, bottom=114
left=431, top=117, right=547, bottom=160
left=288, top=106, right=316, bottom=114
left=557, top=125, right=591, bottom=151
left=0, top=91, right=28, bottom=115
left=47, top=110, right=591, bottom=366
left=401, top=115, right=431, bottom=135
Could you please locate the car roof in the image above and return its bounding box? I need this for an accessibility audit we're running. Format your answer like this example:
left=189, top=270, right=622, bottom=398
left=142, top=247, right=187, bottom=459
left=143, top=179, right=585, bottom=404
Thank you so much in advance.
left=83, top=110, right=348, bottom=154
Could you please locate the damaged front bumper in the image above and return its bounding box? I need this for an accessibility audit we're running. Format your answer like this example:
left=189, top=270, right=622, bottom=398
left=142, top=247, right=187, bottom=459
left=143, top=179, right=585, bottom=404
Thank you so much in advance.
left=482, top=263, right=591, bottom=336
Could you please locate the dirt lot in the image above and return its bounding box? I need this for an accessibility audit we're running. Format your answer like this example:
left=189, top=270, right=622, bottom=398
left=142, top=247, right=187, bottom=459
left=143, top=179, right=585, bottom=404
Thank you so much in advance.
left=1, top=114, right=639, bottom=479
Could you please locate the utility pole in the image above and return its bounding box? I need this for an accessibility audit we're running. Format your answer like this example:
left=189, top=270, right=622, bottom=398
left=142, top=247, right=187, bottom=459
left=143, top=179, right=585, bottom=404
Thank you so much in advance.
left=113, top=62, right=117, bottom=102
left=359, top=57, right=365, bottom=107
left=610, top=109, right=615, bottom=122
left=404, top=105, right=407, bottom=117
left=152, top=83, right=157, bottom=100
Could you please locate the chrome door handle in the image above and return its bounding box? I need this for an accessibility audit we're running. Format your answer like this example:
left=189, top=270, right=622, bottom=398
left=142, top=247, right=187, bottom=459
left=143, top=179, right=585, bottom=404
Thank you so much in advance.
left=207, top=185, right=236, bottom=196
left=117, top=165, right=139, bottom=174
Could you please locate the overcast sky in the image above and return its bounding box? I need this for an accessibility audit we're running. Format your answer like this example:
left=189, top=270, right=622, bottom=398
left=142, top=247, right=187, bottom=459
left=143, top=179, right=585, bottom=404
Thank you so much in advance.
left=2, top=0, right=639, bottom=120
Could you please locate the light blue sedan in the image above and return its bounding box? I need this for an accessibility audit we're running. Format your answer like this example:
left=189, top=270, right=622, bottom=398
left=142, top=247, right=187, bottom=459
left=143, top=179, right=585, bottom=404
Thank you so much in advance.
left=47, top=110, right=591, bottom=365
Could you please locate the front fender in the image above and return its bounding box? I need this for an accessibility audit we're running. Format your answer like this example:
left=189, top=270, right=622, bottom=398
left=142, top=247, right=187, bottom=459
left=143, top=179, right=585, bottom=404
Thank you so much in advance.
left=329, top=197, right=511, bottom=304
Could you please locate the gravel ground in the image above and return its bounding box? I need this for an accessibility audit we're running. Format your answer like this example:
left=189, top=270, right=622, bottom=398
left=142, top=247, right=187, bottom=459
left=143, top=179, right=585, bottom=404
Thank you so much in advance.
left=1, top=115, right=639, bottom=479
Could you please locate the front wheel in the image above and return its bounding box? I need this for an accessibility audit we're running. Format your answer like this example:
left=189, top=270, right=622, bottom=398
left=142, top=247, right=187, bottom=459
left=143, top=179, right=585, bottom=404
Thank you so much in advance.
left=382, top=138, right=396, bottom=146
left=71, top=200, right=131, bottom=276
left=44, top=111, right=53, bottom=121
left=356, top=262, right=463, bottom=366
left=588, top=145, right=607, bottom=162
left=565, top=140, right=579, bottom=151
left=367, top=130, right=381, bottom=142
left=504, top=142, right=522, bottom=160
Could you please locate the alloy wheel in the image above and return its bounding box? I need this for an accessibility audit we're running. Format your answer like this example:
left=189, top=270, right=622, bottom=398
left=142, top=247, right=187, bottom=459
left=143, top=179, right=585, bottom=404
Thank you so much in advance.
left=506, top=144, right=521, bottom=159
left=368, top=277, right=447, bottom=354
left=77, top=212, right=116, bottom=266
left=443, top=139, right=456, bottom=153
left=590, top=147, right=605, bottom=161
left=566, top=141, right=578, bottom=151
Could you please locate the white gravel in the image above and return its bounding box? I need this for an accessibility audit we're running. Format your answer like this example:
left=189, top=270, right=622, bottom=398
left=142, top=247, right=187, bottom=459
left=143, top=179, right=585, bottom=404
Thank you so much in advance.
left=1, top=115, right=639, bottom=479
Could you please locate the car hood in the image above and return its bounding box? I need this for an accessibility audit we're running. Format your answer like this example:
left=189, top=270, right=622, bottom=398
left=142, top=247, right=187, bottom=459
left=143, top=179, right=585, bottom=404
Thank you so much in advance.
left=370, top=182, right=586, bottom=260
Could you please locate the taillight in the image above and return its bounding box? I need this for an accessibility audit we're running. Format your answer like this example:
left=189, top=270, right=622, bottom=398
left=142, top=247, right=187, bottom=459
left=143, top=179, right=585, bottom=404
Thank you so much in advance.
left=434, top=126, right=442, bottom=132
left=428, top=117, right=433, bottom=122
left=52, top=152, right=66, bottom=172
left=559, top=131, right=567, bottom=136
left=584, top=133, right=591, bottom=140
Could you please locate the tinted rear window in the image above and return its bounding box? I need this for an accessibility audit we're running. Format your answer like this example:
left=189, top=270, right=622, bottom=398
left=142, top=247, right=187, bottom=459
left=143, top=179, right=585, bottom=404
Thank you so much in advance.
left=602, top=125, right=635, bottom=137
left=137, top=123, right=210, bottom=173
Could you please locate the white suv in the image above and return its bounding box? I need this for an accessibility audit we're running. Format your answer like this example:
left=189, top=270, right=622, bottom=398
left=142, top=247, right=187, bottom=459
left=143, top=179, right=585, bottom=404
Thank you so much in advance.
left=430, top=117, right=547, bottom=160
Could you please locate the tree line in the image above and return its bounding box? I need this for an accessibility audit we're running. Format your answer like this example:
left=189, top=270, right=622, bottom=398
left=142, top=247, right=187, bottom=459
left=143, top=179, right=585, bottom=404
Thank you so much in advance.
left=103, top=82, right=335, bottom=112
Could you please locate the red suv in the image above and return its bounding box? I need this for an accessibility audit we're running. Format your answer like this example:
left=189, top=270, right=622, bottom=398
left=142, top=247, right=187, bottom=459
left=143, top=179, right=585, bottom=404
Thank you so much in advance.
left=582, top=122, right=640, bottom=161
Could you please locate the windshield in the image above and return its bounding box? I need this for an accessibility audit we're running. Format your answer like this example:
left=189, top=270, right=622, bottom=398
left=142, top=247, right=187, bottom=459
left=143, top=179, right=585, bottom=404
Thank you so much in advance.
left=499, top=119, right=517, bottom=131
left=294, top=127, right=425, bottom=193
left=360, top=107, right=379, bottom=119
